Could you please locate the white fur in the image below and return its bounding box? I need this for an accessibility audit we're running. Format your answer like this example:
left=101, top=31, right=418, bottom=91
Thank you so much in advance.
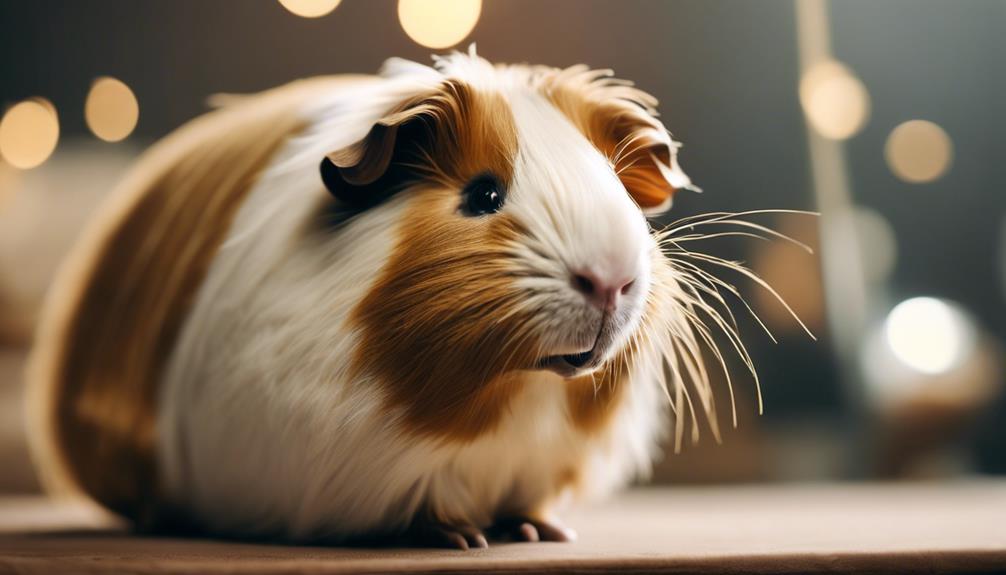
left=158, top=52, right=674, bottom=541
left=504, top=87, right=653, bottom=359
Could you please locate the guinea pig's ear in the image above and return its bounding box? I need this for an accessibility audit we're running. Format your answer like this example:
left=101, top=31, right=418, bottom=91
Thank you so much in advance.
left=603, top=111, right=692, bottom=215
left=540, top=66, right=695, bottom=215
left=320, top=100, right=435, bottom=208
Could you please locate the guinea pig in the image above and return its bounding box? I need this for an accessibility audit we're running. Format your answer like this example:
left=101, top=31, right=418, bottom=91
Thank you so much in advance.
left=28, top=48, right=732, bottom=548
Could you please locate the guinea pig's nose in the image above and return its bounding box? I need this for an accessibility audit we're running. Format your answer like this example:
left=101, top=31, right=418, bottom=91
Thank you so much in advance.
left=572, top=269, right=637, bottom=312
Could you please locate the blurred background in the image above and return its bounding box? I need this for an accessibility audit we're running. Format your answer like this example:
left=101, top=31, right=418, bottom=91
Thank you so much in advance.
left=1, top=0, right=1004, bottom=494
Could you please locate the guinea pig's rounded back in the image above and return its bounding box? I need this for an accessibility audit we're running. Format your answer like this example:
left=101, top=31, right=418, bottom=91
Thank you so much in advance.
left=24, top=78, right=345, bottom=521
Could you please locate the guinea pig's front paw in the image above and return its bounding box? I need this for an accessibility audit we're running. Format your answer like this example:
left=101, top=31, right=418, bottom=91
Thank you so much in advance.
left=407, top=520, right=489, bottom=550
left=489, top=515, right=578, bottom=543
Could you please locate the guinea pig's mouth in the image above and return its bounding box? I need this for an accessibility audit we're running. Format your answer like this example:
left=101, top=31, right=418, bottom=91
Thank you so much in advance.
left=537, top=347, right=598, bottom=377
left=535, top=320, right=611, bottom=378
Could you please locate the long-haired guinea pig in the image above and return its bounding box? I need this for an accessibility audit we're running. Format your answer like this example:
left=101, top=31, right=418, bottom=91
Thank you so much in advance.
left=28, top=49, right=717, bottom=548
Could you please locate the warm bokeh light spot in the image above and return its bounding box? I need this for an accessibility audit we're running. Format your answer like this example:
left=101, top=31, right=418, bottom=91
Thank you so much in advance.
left=278, top=0, right=341, bottom=18
left=277, top=0, right=340, bottom=18
left=885, top=120, right=953, bottom=184
left=751, top=213, right=825, bottom=335
left=398, top=0, right=481, bottom=49
left=799, top=60, right=870, bottom=140
left=884, top=297, right=974, bottom=375
left=85, top=77, right=139, bottom=143
left=0, top=99, right=60, bottom=170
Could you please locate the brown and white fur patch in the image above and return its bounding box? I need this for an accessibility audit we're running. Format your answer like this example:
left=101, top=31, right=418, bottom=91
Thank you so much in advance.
left=31, top=49, right=709, bottom=543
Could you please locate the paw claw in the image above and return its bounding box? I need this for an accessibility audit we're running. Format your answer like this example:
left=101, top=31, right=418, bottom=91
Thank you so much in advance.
left=492, top=516, right=574, bottom=543
left=519, top=522, right=540, bottom=542
left=471, top=533, right=489, bottom=549
left=449, top=532, right=469, bottom=550
left=408, top=522, right=488, bottom=550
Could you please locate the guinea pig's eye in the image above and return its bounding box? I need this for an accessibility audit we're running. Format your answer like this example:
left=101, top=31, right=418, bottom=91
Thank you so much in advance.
left=462, top=173, right=506, bottom=216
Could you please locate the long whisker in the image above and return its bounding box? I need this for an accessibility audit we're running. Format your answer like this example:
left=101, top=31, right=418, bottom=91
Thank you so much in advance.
left=672, top=258, right=778, bottom=344
left=659, top=221, right=814, bottom=256
left=676, top=292, right=757, bottom=417
left=665, top=219, right=814, bottom=254
left=672, top=333, right=721, bottom=443
left=647, top=209, right=819, bottom=441
left=656, top=209, right=818, bottom=239
left=676, top=250, right=816, bottom=341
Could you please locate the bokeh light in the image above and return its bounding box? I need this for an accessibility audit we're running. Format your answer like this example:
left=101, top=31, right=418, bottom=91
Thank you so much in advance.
left=85, top=77, right=139, bottom=143
left=398, top=0, right=481, bottom=49
left=0, top=99, right=59, bottom=170
left=278, top=0, right=341, bottom=18
left=751, top=212, right=826, bottom=334
left=884, top=297, right=975, bottom=375
left=799, top=60, right=871, bottom=140
left=885, top=120, right=953, bottom=184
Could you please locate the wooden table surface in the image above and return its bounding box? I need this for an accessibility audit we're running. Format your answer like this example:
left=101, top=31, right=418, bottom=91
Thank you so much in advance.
left=2, top=482, right=1004, bottom=574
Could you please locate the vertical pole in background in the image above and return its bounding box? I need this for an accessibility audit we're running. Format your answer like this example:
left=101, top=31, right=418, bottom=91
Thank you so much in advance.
left=794, top=0, right=872, bottom=477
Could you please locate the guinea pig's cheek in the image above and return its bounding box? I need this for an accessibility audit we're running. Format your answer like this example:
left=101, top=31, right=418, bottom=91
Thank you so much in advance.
left=346, top=201, right=538, bottom=440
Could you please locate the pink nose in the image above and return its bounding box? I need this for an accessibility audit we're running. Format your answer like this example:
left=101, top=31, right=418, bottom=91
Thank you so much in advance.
left=572, top=269, right=637, bottom=312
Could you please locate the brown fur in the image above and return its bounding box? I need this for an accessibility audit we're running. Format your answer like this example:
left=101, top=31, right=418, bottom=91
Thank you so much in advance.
left=344, top=81, right=540, bottom=441
left=329, top=80, right=518, bottom=190
left=565, top=356, right=631, bottom=435
left=351, top=186, right=536, bottom=440
left=26, top=77, right=359, bottom=520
